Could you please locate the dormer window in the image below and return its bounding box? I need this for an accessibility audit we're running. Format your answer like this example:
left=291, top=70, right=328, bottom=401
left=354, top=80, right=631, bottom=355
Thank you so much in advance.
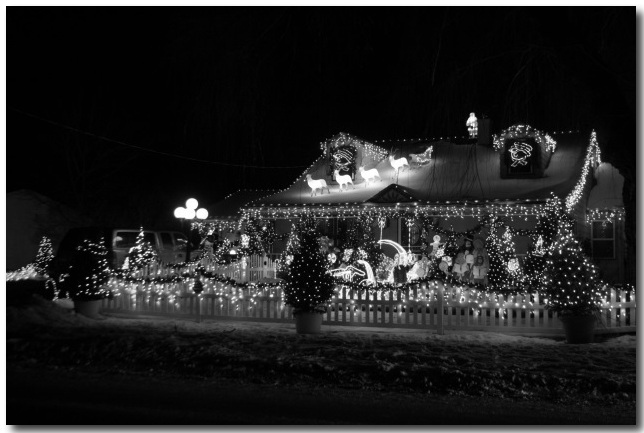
left=494, top=124, right=556, bottom=179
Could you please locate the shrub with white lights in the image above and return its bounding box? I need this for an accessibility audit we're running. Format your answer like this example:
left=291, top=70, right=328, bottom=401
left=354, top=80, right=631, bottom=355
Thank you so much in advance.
left=66, top=238, right=112, bottom=301
left=127, top=228, right=158, bottom=270
left=34, top=236, right=54, bottom=277
left=283, top=215, right=335, bottom=315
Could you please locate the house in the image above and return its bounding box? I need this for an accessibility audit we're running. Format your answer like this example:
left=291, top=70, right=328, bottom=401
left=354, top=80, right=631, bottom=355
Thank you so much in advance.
left=203, top=127, right=628, bottom=285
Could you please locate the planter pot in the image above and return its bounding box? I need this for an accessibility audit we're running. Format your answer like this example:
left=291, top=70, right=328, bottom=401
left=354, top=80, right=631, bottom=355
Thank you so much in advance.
left=295, top=311, right=323, bottom=334
left=73, top=299, right=103, bottom=318
left=560, top=314, right=596, bottom=344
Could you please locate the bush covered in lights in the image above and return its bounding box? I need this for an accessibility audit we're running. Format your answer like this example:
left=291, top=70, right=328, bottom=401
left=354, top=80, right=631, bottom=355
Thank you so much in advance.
left=540, top=219, right=606, bottom=316
left=283, top=216, right=335, bottom=315
left=34, top=236, right=54, bottom=277
left=127, top=229, right=158, bottom=270
left=63, top=238, right=112, bottom=301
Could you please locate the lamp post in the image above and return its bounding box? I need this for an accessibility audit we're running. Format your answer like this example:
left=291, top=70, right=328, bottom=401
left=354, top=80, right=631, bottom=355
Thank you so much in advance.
left=174, top=198, right=208, bottom=262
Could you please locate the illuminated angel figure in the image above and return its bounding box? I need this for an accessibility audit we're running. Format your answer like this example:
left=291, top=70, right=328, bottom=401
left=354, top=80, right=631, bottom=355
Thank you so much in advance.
left=533, top=235, right=546, bottom=257
left=466, top=112, right=478, bottom=138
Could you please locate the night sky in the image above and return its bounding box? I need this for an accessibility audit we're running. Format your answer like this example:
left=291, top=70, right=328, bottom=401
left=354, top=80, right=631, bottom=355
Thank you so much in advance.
left=7, top=6, right=635, bottom=229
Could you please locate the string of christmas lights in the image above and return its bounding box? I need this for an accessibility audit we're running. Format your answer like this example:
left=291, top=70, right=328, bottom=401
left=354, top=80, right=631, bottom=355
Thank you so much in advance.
left=492, top=124, right=558, bottom=153
left=565, top=130, right=602, bottom=213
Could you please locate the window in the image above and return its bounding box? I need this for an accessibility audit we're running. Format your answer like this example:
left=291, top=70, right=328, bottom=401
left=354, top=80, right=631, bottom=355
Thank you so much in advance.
left=591, top=220, right=615, bottom=259
left=399, top=218, right=424, bottom=253
left=160, top=232, right=173, bottom=249
left=114, top=231, right=156, bottom=249
left=173, top=233, right=187, bottom=249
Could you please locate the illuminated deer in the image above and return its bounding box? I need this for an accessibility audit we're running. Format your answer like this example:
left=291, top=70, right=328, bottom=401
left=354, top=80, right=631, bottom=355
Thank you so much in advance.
left=359, top=166, right=381, bottom=187
left=305, top=174, right=330, bottom=196
left=334, top=170, right=354, bottom=191
left=389, top=154, right=409, bottom=178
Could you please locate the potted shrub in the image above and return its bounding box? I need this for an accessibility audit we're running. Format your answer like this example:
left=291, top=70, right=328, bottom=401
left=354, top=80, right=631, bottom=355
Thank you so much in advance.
left=541, top=220, right=605, bottom=343
left=283, top=216, right=335, bottom=334
left=64, top=238, right=112, bottom=318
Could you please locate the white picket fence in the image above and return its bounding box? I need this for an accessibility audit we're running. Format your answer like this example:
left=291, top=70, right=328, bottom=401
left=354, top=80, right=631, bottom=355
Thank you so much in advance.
left=102, top=255, right=636, bottom=335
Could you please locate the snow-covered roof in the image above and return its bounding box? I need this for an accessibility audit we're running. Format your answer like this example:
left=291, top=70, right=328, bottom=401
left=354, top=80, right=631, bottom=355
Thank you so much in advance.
left=206, top=189, right=277, bottom=220
left=587, top=162, right=624, bottom=209
left=245, top=132, right=588, bottom=209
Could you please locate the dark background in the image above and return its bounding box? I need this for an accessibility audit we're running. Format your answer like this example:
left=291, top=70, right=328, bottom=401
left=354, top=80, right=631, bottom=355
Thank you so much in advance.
left=7, top=6, right=635, bottom=231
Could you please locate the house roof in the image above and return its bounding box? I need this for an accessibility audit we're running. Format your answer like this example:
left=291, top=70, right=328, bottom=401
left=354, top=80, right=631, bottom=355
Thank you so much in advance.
left=245, top=131, right=588, bottom=210
left=206, top=189, right=277, bottom=220
left=587, top=162, right=624, bottom=209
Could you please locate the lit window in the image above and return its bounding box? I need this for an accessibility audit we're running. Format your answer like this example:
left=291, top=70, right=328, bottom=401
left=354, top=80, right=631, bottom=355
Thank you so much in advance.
left=591, top=220, right=615, bottom=259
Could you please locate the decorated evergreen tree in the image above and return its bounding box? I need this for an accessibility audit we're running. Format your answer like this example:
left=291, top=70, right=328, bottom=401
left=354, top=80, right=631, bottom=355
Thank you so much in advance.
left=66, top=238, right=112, bottom=301
left=523, top=198, right=562, bottom=288
left=442, top=230, right=460, bottom=258
left=522, top=234, right=548, bottom=289
left=283, top=215, right=335, bottom=314
left=340, top=215, right=383, bottom=271
left=541, top=219, right=605, bottom=316
left=240, top=217, right=282, bottom=256
left=498, top=225, right=522, bottom=288
left=127, top=228, right=158, bottom=270
left=484, top=222, right=507, bottom=291
left=34, top=236, right=54, bottom=276
left=276, top=223, right=302, bottom=279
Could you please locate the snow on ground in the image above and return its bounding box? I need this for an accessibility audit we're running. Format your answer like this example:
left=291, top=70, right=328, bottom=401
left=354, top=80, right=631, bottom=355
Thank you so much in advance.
left=7, top=296, right=636, bottom=408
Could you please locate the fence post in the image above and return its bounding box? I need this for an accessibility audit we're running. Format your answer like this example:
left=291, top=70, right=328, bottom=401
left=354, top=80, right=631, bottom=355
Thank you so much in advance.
left=437, top=281, right=445, bottom=335
left=262, top=254, right=269, bottom=279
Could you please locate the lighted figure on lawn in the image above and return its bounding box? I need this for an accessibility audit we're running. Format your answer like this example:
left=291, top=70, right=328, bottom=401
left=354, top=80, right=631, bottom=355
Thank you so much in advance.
left=392, top=254, right=411, bottom=285
left=356, top=259, right=377, bottom=286
left=429, top=235, right=443, bottom=257
left=359, top=166, right=381, bottom=187
left=471, top=255, right=488, bottom=284
left=305, top=174, right=330, bottom=196
left=328, top=264, right=366, bottom=282
left=200, top=234, right=215, bottom=261
left=533, top=235, right=546, bottom=257
left=407, top=254, right=430, bottom=281
left=470, top=238, right=489, bottom=284
left=467, top=112, right=478, bottom=138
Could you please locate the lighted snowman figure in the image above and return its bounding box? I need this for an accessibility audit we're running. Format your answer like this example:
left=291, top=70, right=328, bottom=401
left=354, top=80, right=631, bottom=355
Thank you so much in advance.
left=466, top=112, right=478, bottom=138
